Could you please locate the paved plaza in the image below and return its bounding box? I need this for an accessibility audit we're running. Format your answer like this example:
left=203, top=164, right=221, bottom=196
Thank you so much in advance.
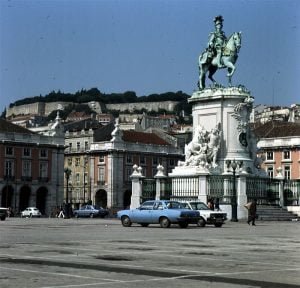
left=0, top=217, right=299, bottom=288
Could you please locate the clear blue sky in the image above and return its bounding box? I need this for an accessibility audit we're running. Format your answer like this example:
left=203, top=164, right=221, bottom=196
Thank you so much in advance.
left=0, top=0, right=299, bottom=112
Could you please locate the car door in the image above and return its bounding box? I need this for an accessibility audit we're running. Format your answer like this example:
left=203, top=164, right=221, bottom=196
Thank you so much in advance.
left=130, top=201, right=154, bottom=223
left=79, top=205, right=87, bottom=217
left=151, top=201, right=165, bottom=223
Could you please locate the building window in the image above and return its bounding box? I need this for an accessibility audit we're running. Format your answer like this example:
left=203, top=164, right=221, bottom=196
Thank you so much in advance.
left=153, top=157, right=158, bottom=166
left=69, top=143, right=72, bottom=152
left=5, top=160, right=14, bottom=177
left=98, top=167, right=105, bottom=184
left=266, top=166, right=274, bottom=178
left=22, top=160, right=32, bottom=177
left=39, top=162, right=48, bottom=178
left=77, top=142, right=80, bottom=152
left=75, top=158, right=80, bottom=166
left=84, top=141, right=89, bottom=150
left=5, top=147, right=13, bottom=156
left=125, top=167, right=132, bottom=182
left=126, top=154, right=133, bottom=164
left=283, top=150, right=290, bottom=160
left=68, top=158, right=72, bottom=166
left=284, top=166, right=291, bottom=179
left=140, top=155, right=145, bottom=165
left=169, top=158, right=175, bottom=166
left=99, top=155, right=105, bottom=163
left=23, top=148, right=31, bottom=157
left=40, top=149, right=47, bottom=158
left=76, top=173, right=80, bottom=184
left=266, top=151, right=273, bottom=161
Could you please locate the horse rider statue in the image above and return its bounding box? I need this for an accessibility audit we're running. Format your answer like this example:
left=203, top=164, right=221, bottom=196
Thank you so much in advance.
left=207, top=15, right=227, bottom=68
left=198, top=15, right=242, bottom=90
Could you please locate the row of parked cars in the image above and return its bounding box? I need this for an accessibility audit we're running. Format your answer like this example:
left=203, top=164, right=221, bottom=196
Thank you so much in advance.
left=1, top=200, right=227, bottom=229
left=117, top=200, right=227, bottom=228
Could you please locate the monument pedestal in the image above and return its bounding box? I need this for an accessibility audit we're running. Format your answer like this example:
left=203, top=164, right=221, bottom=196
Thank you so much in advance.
left=187, top=86, right=255, bottom=174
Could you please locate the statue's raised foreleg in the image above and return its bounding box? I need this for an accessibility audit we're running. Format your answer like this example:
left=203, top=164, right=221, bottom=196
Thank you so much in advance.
left=223, top=58, right=235, bottom=77
left=198, top=64, right=207, bottom=90
left=208, top=65, right=218, bottom=85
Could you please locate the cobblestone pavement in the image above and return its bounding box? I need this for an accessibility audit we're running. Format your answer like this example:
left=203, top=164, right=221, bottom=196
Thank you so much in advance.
left=0, top=217, right=299, bottom=288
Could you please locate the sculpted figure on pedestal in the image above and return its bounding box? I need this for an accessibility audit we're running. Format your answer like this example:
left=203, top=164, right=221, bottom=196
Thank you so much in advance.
left=198, top=15, right=242, bottom=90
left=178, top=123, right=221, bottom=169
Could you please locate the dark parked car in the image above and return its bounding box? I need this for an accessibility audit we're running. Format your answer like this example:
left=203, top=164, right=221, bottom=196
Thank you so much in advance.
left=117, top=200, right=200, bottom=228
left=73, top=205, right=109, bottom=218
left=0, top=208, right=8, bottom=221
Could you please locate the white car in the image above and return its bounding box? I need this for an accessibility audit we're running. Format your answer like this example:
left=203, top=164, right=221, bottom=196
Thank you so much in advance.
left=181, top=201, right=227, bottom=227
left=21, top=207, right=42, bottom=218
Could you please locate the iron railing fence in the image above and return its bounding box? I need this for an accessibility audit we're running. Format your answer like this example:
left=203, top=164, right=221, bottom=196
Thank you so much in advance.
left=246, top=177, right=280, bottom=205
left=207, top=175, right=235, bottom=204
left=160, top=178, right=172, bottom=200
left=171, top=176, right=199, bottom=200
left=141, top=178, right=156, bottom=203
left=283, top=180, right=300, bottom=206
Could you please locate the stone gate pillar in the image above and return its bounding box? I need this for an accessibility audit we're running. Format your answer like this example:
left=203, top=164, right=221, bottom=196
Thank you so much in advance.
left=130, top=165, right=144, bottom=209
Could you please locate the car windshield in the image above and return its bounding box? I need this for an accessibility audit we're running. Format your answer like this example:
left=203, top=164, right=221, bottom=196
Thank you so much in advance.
left=190, top=202, right=209, bottom=210
left=166, top=201, right=184, bottom=209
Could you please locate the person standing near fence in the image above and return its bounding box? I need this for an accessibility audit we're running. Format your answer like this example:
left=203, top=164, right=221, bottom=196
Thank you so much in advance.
left=245, top=199, right=257, bottom=226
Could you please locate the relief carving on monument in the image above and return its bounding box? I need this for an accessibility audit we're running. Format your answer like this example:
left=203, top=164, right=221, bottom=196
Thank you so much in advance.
left=178, top=123, right=221, bottom=169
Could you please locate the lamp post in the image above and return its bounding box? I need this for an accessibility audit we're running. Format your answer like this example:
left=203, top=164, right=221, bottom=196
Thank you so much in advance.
left=64, top=168, right=72, bottom=218
left=83, top=156, right=88, bottom=205
left=226, top=159, right=238, bottom=222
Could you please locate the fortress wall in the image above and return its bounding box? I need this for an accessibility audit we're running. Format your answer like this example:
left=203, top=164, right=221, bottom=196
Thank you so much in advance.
left=6, top=102, right=45, bottom=117
left=106, top=101, right=179, bottom=112
left=44, top=102, right=73, bottom=115
left=6, top=100, right=179, bottom=118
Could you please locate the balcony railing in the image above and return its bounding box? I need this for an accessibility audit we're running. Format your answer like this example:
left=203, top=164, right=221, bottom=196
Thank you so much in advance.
left=4, top=175, right=15, bottom=181
left=38, top=177, right=49, bottom=182
left=21, top=176, right=32, bottom=182
left=97, top=180, right=106, bottom=186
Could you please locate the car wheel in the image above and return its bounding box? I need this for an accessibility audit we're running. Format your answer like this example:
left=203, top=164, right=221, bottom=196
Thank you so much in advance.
left=197, top=218, right=206, bottom=227
left=0, top=216, right=5, bottom=221
left=90, top=213, right=94, bottom=218
left=121, top=216, right=132, bottom=227
left=74, top=213, right=79, bottom=218
left=214, top=223, right=223, bottom=228
left=140, top=223, right=149, bottom=227
left=178, top=222, right=188, bottom=228
left=160, top=217, right=171, bottom=228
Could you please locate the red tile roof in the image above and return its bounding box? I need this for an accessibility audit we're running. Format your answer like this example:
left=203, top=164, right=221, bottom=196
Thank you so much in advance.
left=253, top=121, right=300, bottom=138
left=0, top=118, right=35, bottom=134
left=122, top=130, right=170, bottom=145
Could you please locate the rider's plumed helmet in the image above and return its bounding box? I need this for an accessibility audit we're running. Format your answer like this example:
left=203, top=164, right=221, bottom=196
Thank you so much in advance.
left=214, top=15, right=224, bottom=26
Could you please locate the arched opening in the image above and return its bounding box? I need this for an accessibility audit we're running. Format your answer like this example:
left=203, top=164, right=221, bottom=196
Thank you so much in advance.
left=123, top=189, right=132, bottom=209
left=19, top=186, right=31, bottom=212
left=36, top=187, right=48, bottom=215
left=1, top=185, right=14, bottom=208
left=95, top=189, right=107, bottom=208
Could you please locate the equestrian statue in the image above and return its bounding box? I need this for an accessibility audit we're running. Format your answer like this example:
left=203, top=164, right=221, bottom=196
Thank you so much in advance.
left=198, top=15, right=242, bottom=90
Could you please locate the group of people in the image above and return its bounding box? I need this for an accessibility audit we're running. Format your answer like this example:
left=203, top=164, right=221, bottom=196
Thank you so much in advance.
left=207, top=198, right=220, bottom=211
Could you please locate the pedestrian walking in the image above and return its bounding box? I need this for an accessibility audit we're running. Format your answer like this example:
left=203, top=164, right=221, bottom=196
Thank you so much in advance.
left=58, top=206, right=65, bottom=219
left=215, top=198, right=220, bottom=211
left=245, top=199, right=257, bottom=226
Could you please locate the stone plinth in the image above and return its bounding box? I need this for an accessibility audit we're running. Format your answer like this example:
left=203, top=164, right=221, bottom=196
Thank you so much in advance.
left=188, top=86, right=255, bottom=174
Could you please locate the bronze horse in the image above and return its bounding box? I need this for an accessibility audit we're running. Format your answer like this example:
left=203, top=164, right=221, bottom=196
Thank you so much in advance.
left=198, top=32, right=242, bottom=90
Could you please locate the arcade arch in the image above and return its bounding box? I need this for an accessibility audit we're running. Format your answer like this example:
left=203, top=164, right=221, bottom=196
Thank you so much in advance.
left=1, top=185, right=14, bottom=208
left=95, top=189, right=107, bottom=208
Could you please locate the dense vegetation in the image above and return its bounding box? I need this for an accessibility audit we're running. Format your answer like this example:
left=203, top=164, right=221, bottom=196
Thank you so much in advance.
left=10, top=88, right=190, bottom=107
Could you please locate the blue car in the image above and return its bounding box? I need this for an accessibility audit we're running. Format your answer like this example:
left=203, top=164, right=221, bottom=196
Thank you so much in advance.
left=117, top=200, right=200, bottom=228
left=73, top=205, right=109, bottom=218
